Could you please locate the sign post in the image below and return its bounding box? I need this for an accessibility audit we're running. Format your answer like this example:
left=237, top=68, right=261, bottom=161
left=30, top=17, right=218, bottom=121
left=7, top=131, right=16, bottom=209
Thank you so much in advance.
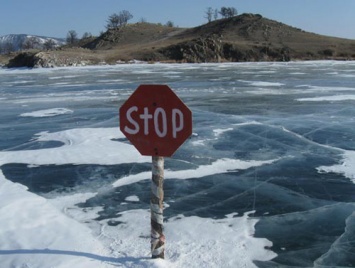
left=119, top=84, right=192, bottom=259
left=151, top=156, right=165, bottom=258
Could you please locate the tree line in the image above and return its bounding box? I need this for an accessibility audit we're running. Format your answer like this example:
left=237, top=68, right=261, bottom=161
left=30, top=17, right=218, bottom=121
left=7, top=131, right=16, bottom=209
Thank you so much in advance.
left=65, top=10, right=134, bottom=46
left=66, top=6, right=238, bottom=45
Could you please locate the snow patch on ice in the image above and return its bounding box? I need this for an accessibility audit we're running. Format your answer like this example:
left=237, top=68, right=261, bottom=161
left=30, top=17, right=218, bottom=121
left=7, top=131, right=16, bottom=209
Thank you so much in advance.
left=113, top=158, right=278, bottom=188
left=0, top=170, right=114, bottom=268
left=125, top=195, right=140, bottom=202
left=0, top=167, right=277, bottom=268
left=297, top=95, right=355, bottom=102
left=20, top=108, right=73, bottom=117
left=239, top=80, right=285, bottom=87
left=317, top=150, right=355, bottom=184
left=213, top=128, right=233, bottom=137
left=0, top=127, right=149, bottom=166
left=85, top=208, right=277, bottom=268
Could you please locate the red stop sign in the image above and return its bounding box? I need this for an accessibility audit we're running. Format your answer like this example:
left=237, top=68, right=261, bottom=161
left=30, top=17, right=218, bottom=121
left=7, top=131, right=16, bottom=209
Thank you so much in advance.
left=119, top=84, right=192, bottom=157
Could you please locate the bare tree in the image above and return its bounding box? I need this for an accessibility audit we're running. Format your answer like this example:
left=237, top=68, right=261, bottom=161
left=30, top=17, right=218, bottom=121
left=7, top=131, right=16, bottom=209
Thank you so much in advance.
left=43, top=39, right=56, bottom=50
left=230, top=7, right=238, bottom=17
left=214, top=8, right=219, bottom=20
left=3, top=42, right=15, bottom=54
left=205, top=7, right=213, bottom=23
left=21, top=36, right=40, bottom=50
left=119, top=10, right=133, bottom=26
left=82, top=32, right=92, bottom=39
left=106, top=10, right=133, bottom=29
left=139, top=17, right=147, bottom=23
left=165, top=20, right=174, bottom=27
left=106, top=13, right=120, bottom=29
left=66, top=30, right=78, bottom=45
left=219, top=7, right=238, bottom=18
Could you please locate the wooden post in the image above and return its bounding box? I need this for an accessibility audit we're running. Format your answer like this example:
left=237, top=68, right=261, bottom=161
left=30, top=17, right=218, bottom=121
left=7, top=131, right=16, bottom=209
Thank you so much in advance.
left=151, top=156, right=165, bottom=259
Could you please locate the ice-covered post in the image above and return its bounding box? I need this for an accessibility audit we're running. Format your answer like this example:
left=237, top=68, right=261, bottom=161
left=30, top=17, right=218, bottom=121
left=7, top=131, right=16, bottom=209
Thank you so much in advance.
left=151, top=156, right=165, bottom=258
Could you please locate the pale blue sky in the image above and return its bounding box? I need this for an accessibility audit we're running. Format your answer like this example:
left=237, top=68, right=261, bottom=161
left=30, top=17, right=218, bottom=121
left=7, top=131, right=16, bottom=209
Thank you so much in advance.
left=1, top=0, right=354, bottom=39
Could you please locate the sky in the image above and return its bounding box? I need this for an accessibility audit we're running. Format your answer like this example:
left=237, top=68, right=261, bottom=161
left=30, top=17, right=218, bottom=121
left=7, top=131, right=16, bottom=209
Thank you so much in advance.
left=0, top=0, right=355, bottom=40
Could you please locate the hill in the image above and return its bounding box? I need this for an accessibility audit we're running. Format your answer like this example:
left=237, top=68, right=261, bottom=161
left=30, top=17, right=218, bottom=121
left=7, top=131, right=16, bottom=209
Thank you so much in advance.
left=0, top=34, right=65, bottom=52
left=3, top=13, right=355, bottom=67
left=163, top=13, right=355, bottom=61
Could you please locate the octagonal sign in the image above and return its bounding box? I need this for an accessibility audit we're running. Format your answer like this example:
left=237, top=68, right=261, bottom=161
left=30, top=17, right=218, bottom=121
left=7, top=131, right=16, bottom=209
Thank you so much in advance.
left=119, top=84, right=192, bottom=157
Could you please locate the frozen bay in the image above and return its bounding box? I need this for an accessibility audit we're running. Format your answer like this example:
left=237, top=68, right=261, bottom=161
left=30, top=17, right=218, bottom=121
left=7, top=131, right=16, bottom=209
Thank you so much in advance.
left=0, top=61, right=355, bottom=267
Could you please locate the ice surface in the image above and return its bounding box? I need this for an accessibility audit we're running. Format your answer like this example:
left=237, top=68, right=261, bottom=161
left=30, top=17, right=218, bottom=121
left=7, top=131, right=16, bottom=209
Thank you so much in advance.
left=0, top=169, right=276, bottom=268
left=1, top=61, right=355, bottom=267
left=314, top=211, right=355, bottom=266
left=254, top=203, right=355, bottom=267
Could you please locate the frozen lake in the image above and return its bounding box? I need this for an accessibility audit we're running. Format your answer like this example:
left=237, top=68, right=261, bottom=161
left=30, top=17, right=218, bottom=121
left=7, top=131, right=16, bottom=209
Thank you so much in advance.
left=0, top=61, right=355, bottom=267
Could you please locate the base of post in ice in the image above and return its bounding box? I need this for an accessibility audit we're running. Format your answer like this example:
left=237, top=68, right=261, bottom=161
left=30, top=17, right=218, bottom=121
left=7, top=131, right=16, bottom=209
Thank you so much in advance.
left=151, top=156, right=165, bottom=259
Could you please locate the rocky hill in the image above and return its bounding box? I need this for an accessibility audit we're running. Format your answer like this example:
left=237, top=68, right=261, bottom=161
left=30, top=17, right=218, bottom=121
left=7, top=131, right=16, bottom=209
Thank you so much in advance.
left=161, top=13, right=355, bottom=62
left=3, top=13, right=355, bottom=67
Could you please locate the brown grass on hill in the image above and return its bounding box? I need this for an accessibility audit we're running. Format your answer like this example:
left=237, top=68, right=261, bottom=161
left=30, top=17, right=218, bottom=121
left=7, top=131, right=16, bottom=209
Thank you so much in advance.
left=3, top=13, right=355, bottom=67
left=82, top=13, right=355, bottom=63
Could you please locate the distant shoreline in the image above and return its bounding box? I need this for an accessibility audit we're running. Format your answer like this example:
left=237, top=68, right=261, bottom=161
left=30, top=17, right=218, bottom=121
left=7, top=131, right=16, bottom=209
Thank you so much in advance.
left=2, top=57, right=354, bottom=71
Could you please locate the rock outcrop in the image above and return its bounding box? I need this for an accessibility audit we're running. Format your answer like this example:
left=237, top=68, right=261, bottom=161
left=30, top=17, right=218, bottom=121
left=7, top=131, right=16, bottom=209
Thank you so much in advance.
left=32, top=51, right=92, bottom=67
left=6, top=51, right=37, bottom=68
left=159, top=34, right=223, bottom=63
